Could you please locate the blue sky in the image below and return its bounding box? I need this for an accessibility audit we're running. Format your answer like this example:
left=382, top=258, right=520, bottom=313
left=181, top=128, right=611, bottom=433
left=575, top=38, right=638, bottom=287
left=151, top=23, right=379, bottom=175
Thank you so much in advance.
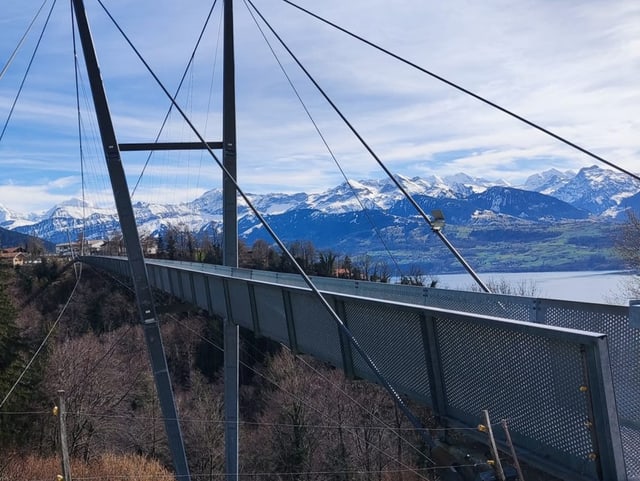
left=1, top=0, right=638, bottom=213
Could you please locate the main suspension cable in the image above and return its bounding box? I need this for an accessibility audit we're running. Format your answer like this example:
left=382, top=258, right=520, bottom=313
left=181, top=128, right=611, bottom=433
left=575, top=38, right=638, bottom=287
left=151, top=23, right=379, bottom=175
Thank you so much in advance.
left=131, top=0, right=220, bottom=198
left=246, top=0, right=490, bottom=292
left=71, top=0, right=87, bottom=254
left=281, top=0, right=640, bottom=184
left=243, top=0, right=404, bottom=279
left=0, top=0, right=58, bottom=144
left=0, top=0, right=49, bottom=81
left=95, top=0, right=438, bottom=450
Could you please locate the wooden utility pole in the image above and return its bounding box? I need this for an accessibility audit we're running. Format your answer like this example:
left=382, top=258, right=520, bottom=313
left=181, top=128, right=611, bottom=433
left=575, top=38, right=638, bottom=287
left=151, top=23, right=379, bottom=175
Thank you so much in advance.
left=501, top=419, right=525, bottom=481
left=57, top=390, right=72, bottom=481
left=482, top=409, right=505, bottom=481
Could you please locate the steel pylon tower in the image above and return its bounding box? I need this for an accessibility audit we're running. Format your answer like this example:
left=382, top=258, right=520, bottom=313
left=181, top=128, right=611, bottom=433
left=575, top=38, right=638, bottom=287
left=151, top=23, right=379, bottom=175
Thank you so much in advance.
left=72, top=0, right=241, bottom=479
left=71, top=0, right=192, bottom=478
left=222, top=0, right=239, bottom=480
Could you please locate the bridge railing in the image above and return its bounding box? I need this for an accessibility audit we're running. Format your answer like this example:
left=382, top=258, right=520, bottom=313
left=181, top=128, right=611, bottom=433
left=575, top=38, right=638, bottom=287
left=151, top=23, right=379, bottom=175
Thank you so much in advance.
left=82, top=256, right=628, bottom=481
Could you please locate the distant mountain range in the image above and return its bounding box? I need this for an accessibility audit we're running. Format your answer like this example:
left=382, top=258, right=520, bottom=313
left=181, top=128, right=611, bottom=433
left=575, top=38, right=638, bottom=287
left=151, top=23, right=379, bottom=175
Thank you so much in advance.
left=1, top=165, right=639, bottom=272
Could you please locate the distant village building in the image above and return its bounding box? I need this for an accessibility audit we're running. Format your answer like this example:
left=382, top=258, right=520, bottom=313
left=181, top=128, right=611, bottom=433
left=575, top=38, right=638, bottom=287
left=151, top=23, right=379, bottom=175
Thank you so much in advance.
left=143, top=239, right=158, bottom=256
left=55, top=242, right=79, bottom=257
left=87, top=239, right=105, bottom=254
left=12, top=252, right=25, bottom=267
left=55, top=239, right=106, bottom=257
left=0, top=247, right=27, bottom=267
left=54, top=237, right=158, bottom=258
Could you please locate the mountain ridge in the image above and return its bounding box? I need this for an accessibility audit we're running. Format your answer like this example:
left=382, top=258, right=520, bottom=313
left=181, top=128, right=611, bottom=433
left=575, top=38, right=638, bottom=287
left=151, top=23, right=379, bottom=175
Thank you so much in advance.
left=6, top=166, right=640, bottom=257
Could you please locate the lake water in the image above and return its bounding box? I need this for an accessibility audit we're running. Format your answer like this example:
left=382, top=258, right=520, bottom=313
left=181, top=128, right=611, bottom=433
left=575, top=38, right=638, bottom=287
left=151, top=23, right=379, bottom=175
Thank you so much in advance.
left=432, top=270, right=638, bottom=305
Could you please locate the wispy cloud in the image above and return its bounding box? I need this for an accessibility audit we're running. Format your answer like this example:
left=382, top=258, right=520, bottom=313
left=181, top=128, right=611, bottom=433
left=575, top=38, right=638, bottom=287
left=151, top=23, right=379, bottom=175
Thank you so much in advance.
left=0, top=0, right=638, bottom=213
left=0, top=179, right=82, bottom=214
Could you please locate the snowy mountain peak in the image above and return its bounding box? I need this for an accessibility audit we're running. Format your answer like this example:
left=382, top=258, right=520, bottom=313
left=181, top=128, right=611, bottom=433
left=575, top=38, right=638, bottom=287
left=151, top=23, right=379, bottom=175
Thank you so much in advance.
left=0, top=203, right=19, bottom=222
left=45, top=198, right=94, bottom=218
left=521, top=168, right=575, bottom=194
left=7, top=166, right=640, bottom=244
left=547, top=165, right=640, bottom=214
left=441, top=172, right=505, bottom=196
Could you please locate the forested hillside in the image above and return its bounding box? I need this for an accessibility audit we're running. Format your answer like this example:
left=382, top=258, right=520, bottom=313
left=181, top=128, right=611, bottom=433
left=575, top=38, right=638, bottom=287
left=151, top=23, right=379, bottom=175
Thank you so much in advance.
left=0, top=226, right=53, bottom=253
left=0, top=259, right=435, bottom=480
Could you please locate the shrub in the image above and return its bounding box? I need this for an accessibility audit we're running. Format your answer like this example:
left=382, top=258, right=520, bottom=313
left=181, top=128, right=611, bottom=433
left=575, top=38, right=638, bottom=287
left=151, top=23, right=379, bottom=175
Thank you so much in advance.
left=0, top=453, right=175, bottom=481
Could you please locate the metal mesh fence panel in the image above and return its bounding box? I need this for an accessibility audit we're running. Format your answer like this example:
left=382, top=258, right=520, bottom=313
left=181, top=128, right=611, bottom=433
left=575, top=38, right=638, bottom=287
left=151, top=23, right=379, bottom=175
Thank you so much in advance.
left=168, top=268, right=181, bottom=297
left=538, top=302, right=640, bottom=479
left=542, top=303, right=640, bottom=417
left=621, top=426, right=640, bottom=476
left=423, top=288, right=534, bottom=321
left=290, top=291, right=344, bottom=369
left=191, top=272, right=210, bottom=312
left=343, top=300, right=432, bottom=405
left=82, top=258, right=628, bottom=480
left=226, top=278, right=252, bottom=327
left=178, top=271, right=193, bottom=304
left=252, top=283, right=289, bottom=345
left=435, top=315, right=598, bottom=478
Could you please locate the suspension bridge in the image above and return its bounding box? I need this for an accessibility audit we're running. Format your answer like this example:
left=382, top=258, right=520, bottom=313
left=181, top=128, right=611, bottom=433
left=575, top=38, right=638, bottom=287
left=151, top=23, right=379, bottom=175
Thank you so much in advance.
left=2, top=1, right=639, bottom=480
left=81, top=253, right=639, bottom=481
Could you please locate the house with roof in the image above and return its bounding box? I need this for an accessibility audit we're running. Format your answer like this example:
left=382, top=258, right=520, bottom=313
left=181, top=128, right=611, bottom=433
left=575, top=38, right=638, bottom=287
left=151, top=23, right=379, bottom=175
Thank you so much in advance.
left=0, top=247, right=27, bottom=267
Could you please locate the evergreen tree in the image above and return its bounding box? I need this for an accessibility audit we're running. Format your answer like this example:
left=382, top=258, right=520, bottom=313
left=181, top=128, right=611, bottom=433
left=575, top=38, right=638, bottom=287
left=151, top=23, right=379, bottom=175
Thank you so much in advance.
left=0, top=270, right=42, bottom=447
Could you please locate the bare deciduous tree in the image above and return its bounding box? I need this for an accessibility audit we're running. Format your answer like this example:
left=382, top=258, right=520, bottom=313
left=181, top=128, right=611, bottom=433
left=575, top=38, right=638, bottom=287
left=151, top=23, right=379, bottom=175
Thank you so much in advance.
left=44, top=327, right=155, bottom=461
left=615, top=210, right=640, bottom=268
left=243, top=349, right=434, bottom=481
left=178, top=373, right=225, bottom=480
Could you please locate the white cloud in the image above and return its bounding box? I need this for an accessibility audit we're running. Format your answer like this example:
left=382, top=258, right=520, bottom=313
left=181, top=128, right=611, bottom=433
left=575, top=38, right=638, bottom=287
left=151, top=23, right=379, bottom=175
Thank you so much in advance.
left=0, top=183, right=80, bottom=215
left=0, top=0, right=638, bottom=213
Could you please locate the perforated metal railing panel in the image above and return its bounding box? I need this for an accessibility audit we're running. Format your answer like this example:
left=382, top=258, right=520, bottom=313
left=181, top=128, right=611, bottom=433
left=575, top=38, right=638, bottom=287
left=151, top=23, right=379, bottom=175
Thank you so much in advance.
left=540, top=302, right=640, bottom=480
left=435, top=315, right=597, bottom=477
left=82, top=257, right=628, bottom=480
left=621, top=426, right=640, bottom=476
left=423, top=288, right=535, bottom=320
left=542, top=304, right=640, bottom=418
left=289, top=290, right=344, bottom=369
left=343, top=299, right=433, bottom=405
left=250, top=282, right=289, bottom=344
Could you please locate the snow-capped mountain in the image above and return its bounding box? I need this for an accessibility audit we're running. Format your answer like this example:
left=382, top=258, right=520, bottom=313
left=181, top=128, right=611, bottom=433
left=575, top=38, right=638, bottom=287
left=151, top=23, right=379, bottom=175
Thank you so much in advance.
left=521, top=168, right=575, bottom=194
left=0, top=203, right=43, bottom=230
left=617, top=191, right=640, bottom=219
left=7, top=165, right=640, bottom=246
left=525, top=166, right=640, bottom=215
